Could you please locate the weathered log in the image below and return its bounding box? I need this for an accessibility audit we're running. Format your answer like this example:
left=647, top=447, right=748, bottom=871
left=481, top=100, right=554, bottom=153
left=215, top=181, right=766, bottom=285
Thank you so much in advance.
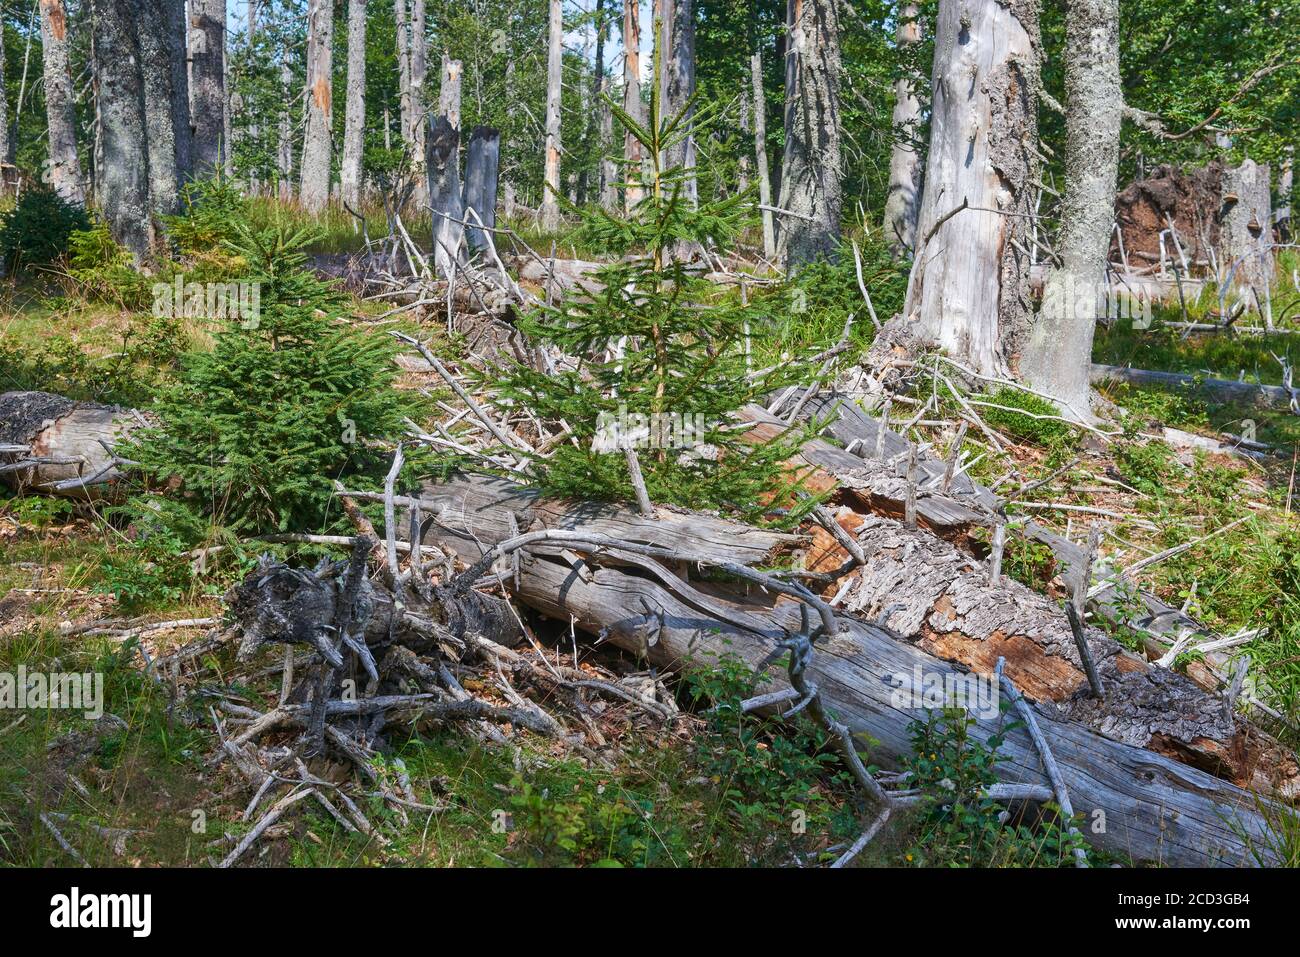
left=1090, top=363, right=1297, bottom=411
left=413, top=473, right=1293, bottom=865
left=0, top=391, right=140, bottom=497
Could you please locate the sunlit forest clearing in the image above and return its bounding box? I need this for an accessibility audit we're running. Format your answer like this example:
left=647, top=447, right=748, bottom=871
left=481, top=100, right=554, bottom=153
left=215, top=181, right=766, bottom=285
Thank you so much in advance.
left=0, top=0, right=1297, bottom=872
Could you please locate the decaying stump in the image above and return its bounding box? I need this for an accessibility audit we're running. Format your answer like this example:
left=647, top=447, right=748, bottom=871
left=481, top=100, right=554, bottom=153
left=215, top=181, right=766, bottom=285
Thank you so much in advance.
left=462, top=126, right=500, bottom=255
left=0, top=391, right=141, bottom=498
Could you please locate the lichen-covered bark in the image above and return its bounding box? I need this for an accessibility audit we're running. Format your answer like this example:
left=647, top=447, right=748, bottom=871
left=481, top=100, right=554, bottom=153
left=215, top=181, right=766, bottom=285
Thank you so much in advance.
left=658, top=0, right=697, bottom=203
left=1021, top=0, right=1121, bottom=420
left=40, top=0, right=85, bottom=204
left=91, top=0, right=150, bottom=259
left=904, top=0, right=1041, bottom=378
left=341, top=0, right=368, bottom=211
left=0, top=15, right=11, bottom=178
left=189, top=0, right=227, bottom=177
left=299, top=0, right=334, bottom=213
left=138, top=0, right=188, bottom=217
left=750, top=51, right=775, bottom=260
left=775, top=0, right=843, bottom=267
left=883, top=3, right=922, bottom=257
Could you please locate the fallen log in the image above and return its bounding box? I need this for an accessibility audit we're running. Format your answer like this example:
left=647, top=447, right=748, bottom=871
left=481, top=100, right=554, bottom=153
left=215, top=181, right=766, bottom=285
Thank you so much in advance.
left=414, top=473, right=1295, bottom=865
left=0, top=391, right=141, bottom=498
left=1090, top=363, right=1298, bottom=411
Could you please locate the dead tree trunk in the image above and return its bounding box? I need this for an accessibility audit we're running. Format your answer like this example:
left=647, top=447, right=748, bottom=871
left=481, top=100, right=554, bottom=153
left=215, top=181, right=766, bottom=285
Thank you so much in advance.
left=299, top=0, right=334, bottom=213
left=138, top=0, right=189, bottom=217
left=40, top=0, right=85, bottom=204
left=0, top=19, right=9, bottom=186
left=775, top=0, right=844, bottom=268
left=622, top=0, right=644, bottom=211
left=540, top=0, right=564, bottom=232
left=1219, top=158, right=1274, bottom=322
left=1021, top=0, right=1120, bottom=421
left=408, top=0, right=429, bottom=208
left=904, top=0, right=1041, bottom=379
left=189, top=0, right=227, bottom=177
left=428, top=58, right=464, bottom=277
left=341, top=0, right=368, bottom=211
left=658, top=0, right=696, bottom=203
left=277, top=58, right=294, bottom=200
left=598, top=76, right=618, bottom=211
left=91, top=0, right=150, bottom=259
left=883, top=3, right=922, bottom=257
left=750, top=51, right=775, bottom=260
left=463, top=127, right=500, bottom=254
left=165, top=0, right=193, bottom=184
left=1277, top=146, right=1293, bottom=241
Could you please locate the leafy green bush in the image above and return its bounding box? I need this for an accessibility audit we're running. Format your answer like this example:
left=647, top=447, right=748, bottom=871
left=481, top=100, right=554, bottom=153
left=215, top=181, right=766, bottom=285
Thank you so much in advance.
left=65, top=219, right=154, bottom=308
left=127, top=220, right=424, bottom=533
left=0, top=185, right=91, bottom=271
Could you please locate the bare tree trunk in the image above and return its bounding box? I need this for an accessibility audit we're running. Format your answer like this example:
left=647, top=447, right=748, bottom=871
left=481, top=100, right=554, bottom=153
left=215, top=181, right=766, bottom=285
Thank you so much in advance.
left=0, top=11, right=11, bottom=189
left=540, top=0, right=563, bottom=232
left=622, top=0, right=644, bottom=212
left=408, top=0, right=428, bottom=208
left=39, top=0, right=85, bottom=204
left=1021, top=0, right=1119, bottom=421
left=299, top=0, right=334, bottom=213
left=1219, top=158, right=1274, bottom=321
left=189, top=0, right=227, bottom=177
left=1277, top=146, right=1293, bottom=240
left=903, top=0, right=1041, bottom=379
left=341, top=0, right=368, bottom=211
left=775, top=0, right=843, bottom=268
left=165, top=0, right=193, bottom=185
left=750, top=51, right=775, bottom=260
left=598, top=76, right=618, bottom=211
left=277, top=58, right=294, bottom=200
left=90, top=0, right=149, bottom=259
left=429, top=59, right=464, bottom=276
left=137, top=0, right=188, bottom=217
left=883, top=3, right=922, bottom=257
left=463, top=126, right=500, bottom=254
left=658, top=0, right=696, bottom=202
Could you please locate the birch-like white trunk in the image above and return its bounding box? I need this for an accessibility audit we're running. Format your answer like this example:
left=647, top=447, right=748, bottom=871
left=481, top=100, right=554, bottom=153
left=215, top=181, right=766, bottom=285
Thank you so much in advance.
left=904, top=0, right=1041, bottom=379
left=1219, top=159, right=1274, bottom=321
left=775, top=0, right=843, bottom=268
left=540, top=0, right=564, bottom=232
left=189, top=0, right=227, bottom=177
left=341, top=0, right=368, bottom=211
left=299, top=0, right=334, bottom=213
left=883, top=3, right=922, bottom=257
left=39, top=0, right=85, bottom=204
left=1021, top=0, right=1120, bottom=421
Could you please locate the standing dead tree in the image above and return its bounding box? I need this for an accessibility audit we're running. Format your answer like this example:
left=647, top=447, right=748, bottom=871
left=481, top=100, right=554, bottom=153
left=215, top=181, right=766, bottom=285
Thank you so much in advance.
left=540, top=0, right=564, bottom=232
left=189, top=0, right=227, bottom=177
left=341, top=0, right=368, bottom=212
left=40, top=0, right=84, bottom=204
left=883, top=2, right=922, bottom=258
left=300, top=0, right=334, bottom=213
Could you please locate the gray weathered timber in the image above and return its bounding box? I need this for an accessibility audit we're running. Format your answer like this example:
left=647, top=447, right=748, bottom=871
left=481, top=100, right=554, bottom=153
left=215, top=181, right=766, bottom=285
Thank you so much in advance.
left=621, top=0, right=644, bottom=212
left=1090, top=363, right=1297, bottom=410
left=540, top=0, right=563, bottom=232
left=428, top=114, right=464, bottom=278
left=91, top=0, right=150, bottom=259
left=1219, top=159, right=1274, bottom=319
left=904, top=0, right=1040, bottom=377
left=463, top=127, right=501, bottom=254
left=416, top=475, right=1289, bottom=865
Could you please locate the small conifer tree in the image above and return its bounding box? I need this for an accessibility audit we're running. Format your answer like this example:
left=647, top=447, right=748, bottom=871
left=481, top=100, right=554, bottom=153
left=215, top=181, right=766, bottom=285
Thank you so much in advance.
left=129, top=219, right=421, bottom=533
left=494, top=65, right=815, bottom=523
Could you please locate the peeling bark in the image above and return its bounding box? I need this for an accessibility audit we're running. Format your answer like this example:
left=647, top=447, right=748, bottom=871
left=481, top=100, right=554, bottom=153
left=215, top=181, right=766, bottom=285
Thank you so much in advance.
left=905, top=0, right=1042, bottom=378
left=622, top=0, right=644, bottom=211
left=540, top=0, right=563, bottom=232
left=883, top=3, right=922, bottom=257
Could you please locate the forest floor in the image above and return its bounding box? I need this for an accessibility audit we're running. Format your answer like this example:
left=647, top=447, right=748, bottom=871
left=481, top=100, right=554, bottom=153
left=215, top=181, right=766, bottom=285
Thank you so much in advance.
left=2, top=213, right=1298, bottom=867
